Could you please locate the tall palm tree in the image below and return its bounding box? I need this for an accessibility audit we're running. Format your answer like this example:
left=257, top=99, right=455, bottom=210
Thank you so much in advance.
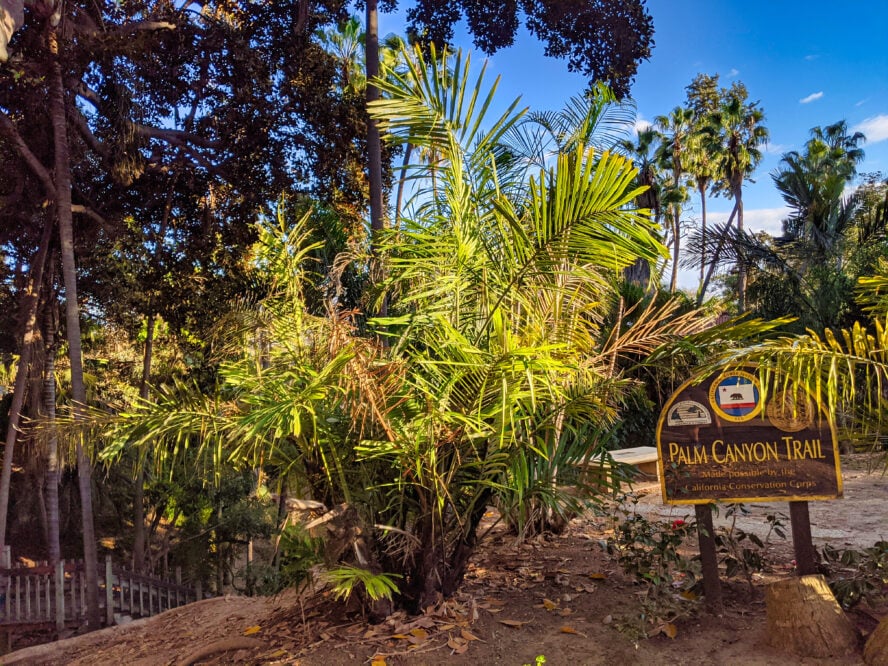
left=655, top=106, right=694, bottom=292
left=366, top=0, right=384, bottom=249
left=317, top=16, right=367, bottom=94
left=774, top=121, right=866, bottom=260
left=619, top=125, right=662, bottom=285
left=505, top=82, right=636, bottom=175
left=49, top=25, right=101, bottom=628
left=685, top=125, right=718, bottom=284
left=700, top=86, right=769, bottom=309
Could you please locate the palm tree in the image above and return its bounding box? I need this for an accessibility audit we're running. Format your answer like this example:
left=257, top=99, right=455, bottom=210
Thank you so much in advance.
left=619, top=125, right=663, bottom=285
left=504, top=82, right=636, bottom=174
left=366, top=0, right=384, bottom=255
left=685, top=126, right=718, bottom=284
left=317, top=16, right=367, bottom=94
left=49, top=25, right=101, bottom=628
left=106, top=44, right=732, bottom=611
left=727, top=258, right=888, bottom=456
left=700, top=85, right=769, bottom=309
left=774, top=121, right=866, bottom=260
left=655, top=106, right=694, bottom=292
left=694, top=125, right=876, bottom=332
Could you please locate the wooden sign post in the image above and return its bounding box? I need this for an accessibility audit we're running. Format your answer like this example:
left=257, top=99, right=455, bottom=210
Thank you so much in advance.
left=655, top=366, right=841, bottom=607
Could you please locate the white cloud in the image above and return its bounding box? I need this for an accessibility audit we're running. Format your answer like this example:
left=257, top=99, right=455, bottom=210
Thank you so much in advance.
left=852, top=114, right=888, bottom=143
left=674, top=207, right=790, bottom=291
left=763, top=141, right=789, bottom=155
left=804, top=54, right=819, bottom=61
left=634, top=114, right=652, bottom=135
left=855, top=98, right=868, bottom=107
left=707, top=207, right=789, bottom=237
left=728, top=68, right=739, bottom=77
left=799, top=91, right=823, bottom=104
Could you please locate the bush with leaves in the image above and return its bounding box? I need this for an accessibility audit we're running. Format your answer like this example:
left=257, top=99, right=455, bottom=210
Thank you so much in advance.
left=713, top=503, right=786, bottom=595
left=603, top=496, right=700, bottom=638
left=104, top=44, right=746, bottom=614
left=821, top=541, right=888, bottom=608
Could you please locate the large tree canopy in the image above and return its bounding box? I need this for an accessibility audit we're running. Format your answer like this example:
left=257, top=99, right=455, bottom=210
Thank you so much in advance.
left=404, top=0, right=654, bottom=98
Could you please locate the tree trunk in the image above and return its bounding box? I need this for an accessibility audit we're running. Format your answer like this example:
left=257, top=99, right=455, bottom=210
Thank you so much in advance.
left=698, top=182, right=707, bottom=284
left=668, top=158, right=681, bottom=293
left=134, top=175, right=176, bottom=572
left=43, top=293, right=61, bottom=565
left=764, top=575, right=857, bottom=658
left=366, top=0, right=382, bottom=237
left=131, top=310, right=154, bottom=572
left=734, top=185, right=746, bottom=312
left=864, top=615, right=888, bottom=665
left=0, top=217, right=53, bottom=549
left=669, top=203, right=680, bottom=292
left=49, top=25, right=101, bottom=629
left=394, top=143, right=413, bottom=227
left=696, top=201, right=739, bottom=306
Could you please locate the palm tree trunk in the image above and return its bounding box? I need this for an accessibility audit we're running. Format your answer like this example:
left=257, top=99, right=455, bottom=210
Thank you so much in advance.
left=134, top=177, right=175, bottom=572
left=669, top=202, right=680, bottom=292
left=131, top=309, right=154, bottom=572
left=394, top=143, right=413, bottom=227
left=699, top=183, right=707, bottom=284
left=366, top=0, right=382, bottom=237
left=734, top=185, right=746, bottom=312
left=0, top=218, right=52, bottom=548
left=43, top=294, right=61, bottom=565
left=49, top=25, right=101, bottom=629
left=696, top=201, right=740, bottom=306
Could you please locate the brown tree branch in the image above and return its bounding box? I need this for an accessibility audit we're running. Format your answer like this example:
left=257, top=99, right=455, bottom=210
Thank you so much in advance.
left=81, top=20, right=177, bottom=41
left=67, top=107, right=109, bottom=158
left=0, top=110, right=58, bottom=198
left=134, top=124, right=222, bottom=150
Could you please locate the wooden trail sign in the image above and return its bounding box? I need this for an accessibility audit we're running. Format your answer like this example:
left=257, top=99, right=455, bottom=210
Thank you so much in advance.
left=656, top=366, right=842, bottom=504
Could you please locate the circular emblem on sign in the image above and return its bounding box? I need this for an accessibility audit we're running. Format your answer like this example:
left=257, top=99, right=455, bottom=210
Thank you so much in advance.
left=667, top=400, right=712, bottom=426
left=709, top=370, right=762, bottom=422
left=766, top=389, right=814, bottom=432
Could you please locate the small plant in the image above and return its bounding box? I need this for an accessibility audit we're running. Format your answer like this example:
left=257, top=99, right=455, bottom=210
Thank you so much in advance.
left=713, top=504, right=786, bottom=594
left=603, top=494, right=700, bottom=637
left=325, top=565, right=401, bottom=603
left=820, top=541, right=888, bottom=608
left=604, top=494, right=699, bottom=593
left=522, top=656, right=546, bottom=666
left=255, top=523, right=325, bottom=595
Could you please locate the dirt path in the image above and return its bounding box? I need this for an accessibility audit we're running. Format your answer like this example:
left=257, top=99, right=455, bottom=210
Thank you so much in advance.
left=633, top=453, right=888, bottom=549
left=3, top=454, right=886, bottom=666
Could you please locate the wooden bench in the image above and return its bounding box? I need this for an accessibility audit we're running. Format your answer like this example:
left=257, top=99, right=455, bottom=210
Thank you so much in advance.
left=570, top=446, right=660, bottom=491
left=608, top=446, right=659, bottom=478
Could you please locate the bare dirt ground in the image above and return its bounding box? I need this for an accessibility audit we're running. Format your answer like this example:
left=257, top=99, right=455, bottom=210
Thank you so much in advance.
left=4, top=453, right=887, bottom=666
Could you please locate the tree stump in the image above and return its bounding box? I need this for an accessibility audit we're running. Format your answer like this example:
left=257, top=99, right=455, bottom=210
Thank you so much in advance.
left=864, top=615, right=888, bottom=665
left=765, top=575, right=858, bottom=658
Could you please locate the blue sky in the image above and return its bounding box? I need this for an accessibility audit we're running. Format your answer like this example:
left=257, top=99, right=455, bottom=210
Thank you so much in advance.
left=380, top=1, right=888, bottom=290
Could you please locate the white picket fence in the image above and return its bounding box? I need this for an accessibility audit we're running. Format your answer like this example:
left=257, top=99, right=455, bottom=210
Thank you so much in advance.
left=0, top=545, right=201, bottom=633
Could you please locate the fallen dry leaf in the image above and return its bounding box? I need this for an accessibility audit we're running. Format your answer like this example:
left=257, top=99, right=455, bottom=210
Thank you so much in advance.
left=371, top=656, right=387, bottom=666
left=560, top=625, right=588, bottom=637
left=498, top=619, right=529, bottom=628
left=461, top=629, right=481, bottom=642
left=558, top=608, right=574, bottom=617
left=243, top=625, right=261, bottom=636
left=588, top=572, right=607, bottom=580
left=661, top=622, right=678, bottom=639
